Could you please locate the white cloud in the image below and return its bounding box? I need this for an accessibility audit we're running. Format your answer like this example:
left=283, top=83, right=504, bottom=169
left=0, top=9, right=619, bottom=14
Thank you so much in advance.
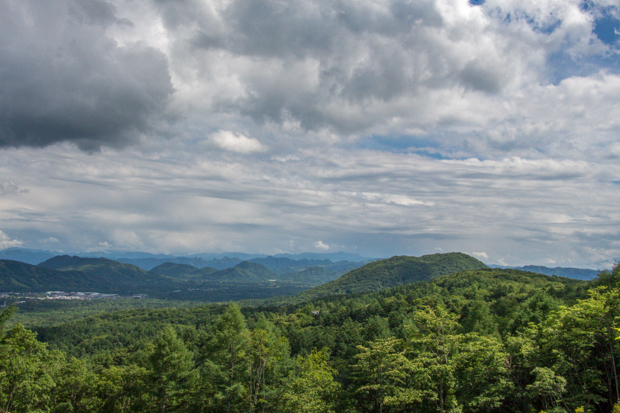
left=207, top=130, right=265, bottom=153
left=0, top=230, right=22, bottom=249
left=314, top=241, right=330, bottom=251
left=472, top=252, right=489, bottom=260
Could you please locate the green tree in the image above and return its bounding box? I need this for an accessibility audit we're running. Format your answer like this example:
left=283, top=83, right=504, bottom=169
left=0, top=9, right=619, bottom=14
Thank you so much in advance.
left=280, top=349, right=341, bottom=413
left=0, top=323, right=63, bottom=413
left=453, top=334, right=512, bottom=412
left=352, top=337, right=422, bottom=413
left=51, top=357, right=101, bottom=412
left=204, top=303, right=251, bottom=413
left=409, top=306, right=462, bottom=413
left=526, top=367, right=567, bottom=412
left=149, top=326, right=197, bottom=413
left=248, top=317, right=291, bottom=412
left=98, top=364, right=151, bottom=413
left=529, top=286, right=620, bottom=410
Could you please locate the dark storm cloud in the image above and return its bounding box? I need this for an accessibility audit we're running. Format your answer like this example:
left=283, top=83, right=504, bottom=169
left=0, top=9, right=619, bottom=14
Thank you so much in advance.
left=0, top=0, right=173, bottom=151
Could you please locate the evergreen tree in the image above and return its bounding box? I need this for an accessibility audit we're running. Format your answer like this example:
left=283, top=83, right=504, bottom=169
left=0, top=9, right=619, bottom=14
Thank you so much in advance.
left=149, top=326, right=197, bottom=413
left=204, top=303, right=251, bottom=413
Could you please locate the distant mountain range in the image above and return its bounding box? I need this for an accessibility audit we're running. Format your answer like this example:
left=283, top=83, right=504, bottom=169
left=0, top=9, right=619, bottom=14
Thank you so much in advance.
left=0, top=248, right=373, bottom=269
left=0, top=251, right=369, bottom=299
left=489, top=264, right=600, bottom=280
left=0, top=248, right=58, bottom=265
left=0, top=248, right=605, bottom=304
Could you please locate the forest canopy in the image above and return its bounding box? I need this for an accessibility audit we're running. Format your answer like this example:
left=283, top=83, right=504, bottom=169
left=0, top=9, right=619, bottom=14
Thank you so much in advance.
left=1, top=265, right=619, bottom=413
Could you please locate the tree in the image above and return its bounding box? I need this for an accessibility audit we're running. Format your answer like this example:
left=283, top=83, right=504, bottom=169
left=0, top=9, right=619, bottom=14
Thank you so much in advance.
left=98, top=364, right=151, bottom=413
left=0, top=323, right=63, bottom=413
left=203, top=303, right=251, bottom=413
left=247, top=317, right=291, bottom=412
left=529, top=286, right=620, bottom=411
left=51, top=357, right=101, bottom=412
left=408, top=306, right=462, bottom=413
left=280, top=349, right=341, bottom=413
left=149, top=326, right=197, bottom=413
left=453, top=334, right=511, bottom=412
left=352, top=337, right=422, bottom=413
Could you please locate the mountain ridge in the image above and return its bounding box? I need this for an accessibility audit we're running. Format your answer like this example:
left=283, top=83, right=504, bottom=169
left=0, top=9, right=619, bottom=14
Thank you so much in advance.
left=291, top=252, right=488, bottom=302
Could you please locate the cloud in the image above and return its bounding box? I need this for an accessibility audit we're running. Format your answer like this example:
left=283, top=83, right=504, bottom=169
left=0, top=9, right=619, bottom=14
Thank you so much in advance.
left=1, top=0, right=617, bottom=156
left=207, top=130, right=265, bottom=153
left=1, top=0, right=620, bottom=268
left=472, top=251, right=489, bottom=260
left=0, top=0, right=173, bottom=151
left=313, top=241, right=330, bottom=251
left=1, top=142, right=619, bottom=266
left=0, top=181, right=19, bottom=196
left=0, top=230, right=22, bottom=249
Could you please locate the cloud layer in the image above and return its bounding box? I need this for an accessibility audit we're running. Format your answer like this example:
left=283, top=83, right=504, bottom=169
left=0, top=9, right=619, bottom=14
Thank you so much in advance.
left=1, top=0, right=619, bottom=267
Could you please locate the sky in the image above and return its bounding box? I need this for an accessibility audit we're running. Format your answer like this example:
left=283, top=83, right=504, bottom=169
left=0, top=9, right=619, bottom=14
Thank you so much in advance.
left=1, top=0, right=620, bottom=268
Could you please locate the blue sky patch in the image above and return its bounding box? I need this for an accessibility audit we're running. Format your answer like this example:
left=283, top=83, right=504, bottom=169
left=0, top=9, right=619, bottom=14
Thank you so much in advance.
left=357, top=134, right=450, bottom=159
left=546, top=50, right=620, bottom=85
left=594, top=13, right=620, bottom=45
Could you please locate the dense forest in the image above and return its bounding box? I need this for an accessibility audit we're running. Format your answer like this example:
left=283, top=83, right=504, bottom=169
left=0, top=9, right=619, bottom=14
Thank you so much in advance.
left=1, top=262, right=619, bottom=412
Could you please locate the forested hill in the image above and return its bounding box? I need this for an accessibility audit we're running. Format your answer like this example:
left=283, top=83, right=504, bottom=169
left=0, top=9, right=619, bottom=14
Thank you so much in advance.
left=38, top=255, right=174, bottom=291
left=291, top=252, right=488, bottom=302
left=0, top=259, right=116, bottom=292
left=150, top=262, right=218, bottom=278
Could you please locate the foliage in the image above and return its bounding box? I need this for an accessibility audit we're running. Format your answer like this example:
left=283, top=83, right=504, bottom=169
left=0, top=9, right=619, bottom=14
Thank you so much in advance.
left=5, top=266, right=620, bottom=413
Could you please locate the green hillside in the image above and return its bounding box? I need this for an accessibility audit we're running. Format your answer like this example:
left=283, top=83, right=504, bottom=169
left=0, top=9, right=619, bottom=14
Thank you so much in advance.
left=0, top=259, right=115, bottom=292
left=150, top=262, right=218, bottom=279
left=33, top=267, right=585, bottom=357
left=279, top=266, right=333, bottom=285
left=38, top=256, right=174, bottom=291
left=292, top=252, right=488, bottom=302
left=212, top=261, right=277, bottom=282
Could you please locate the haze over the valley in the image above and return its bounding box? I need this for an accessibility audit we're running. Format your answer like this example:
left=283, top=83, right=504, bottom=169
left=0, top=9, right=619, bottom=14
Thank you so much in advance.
left=1, top=0, right=619, bottom=269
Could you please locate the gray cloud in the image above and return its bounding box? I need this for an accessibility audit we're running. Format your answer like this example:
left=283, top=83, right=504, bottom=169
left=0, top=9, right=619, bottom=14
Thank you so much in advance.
left=154, top=0, right=522, bottom=132
left=2, top=0, right=620, bottom=267
left=1, top=143, right=618, bottom=266
left=0, top=0, right=173, bottom=150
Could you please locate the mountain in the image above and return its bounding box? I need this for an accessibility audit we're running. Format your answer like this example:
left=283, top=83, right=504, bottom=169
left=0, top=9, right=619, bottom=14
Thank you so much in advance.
left=150, top=263, right=218, bottom=279
left=249, top=256, right=331, bottom=272
left=212, top=261, right=277, bottom=282
left=118, top=256, right=244, bottom=271
left=75, top=251, right=176, bottom=260
left=151, top=261, right=279, bottom=283
left=0, top=248, right=57, bottom=265
left=38, top=256, right=173, bottom=291
left=488, top=264, right=600, bottom=280
left=278, top=266, right=336, bottom=285
left=0, top=259, right=115, bottom=292
left=518, top=265, right=599, bottom=280
left=273, top=251, right=373, bottom=262
left=293, top=252, right=488, bottom=302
